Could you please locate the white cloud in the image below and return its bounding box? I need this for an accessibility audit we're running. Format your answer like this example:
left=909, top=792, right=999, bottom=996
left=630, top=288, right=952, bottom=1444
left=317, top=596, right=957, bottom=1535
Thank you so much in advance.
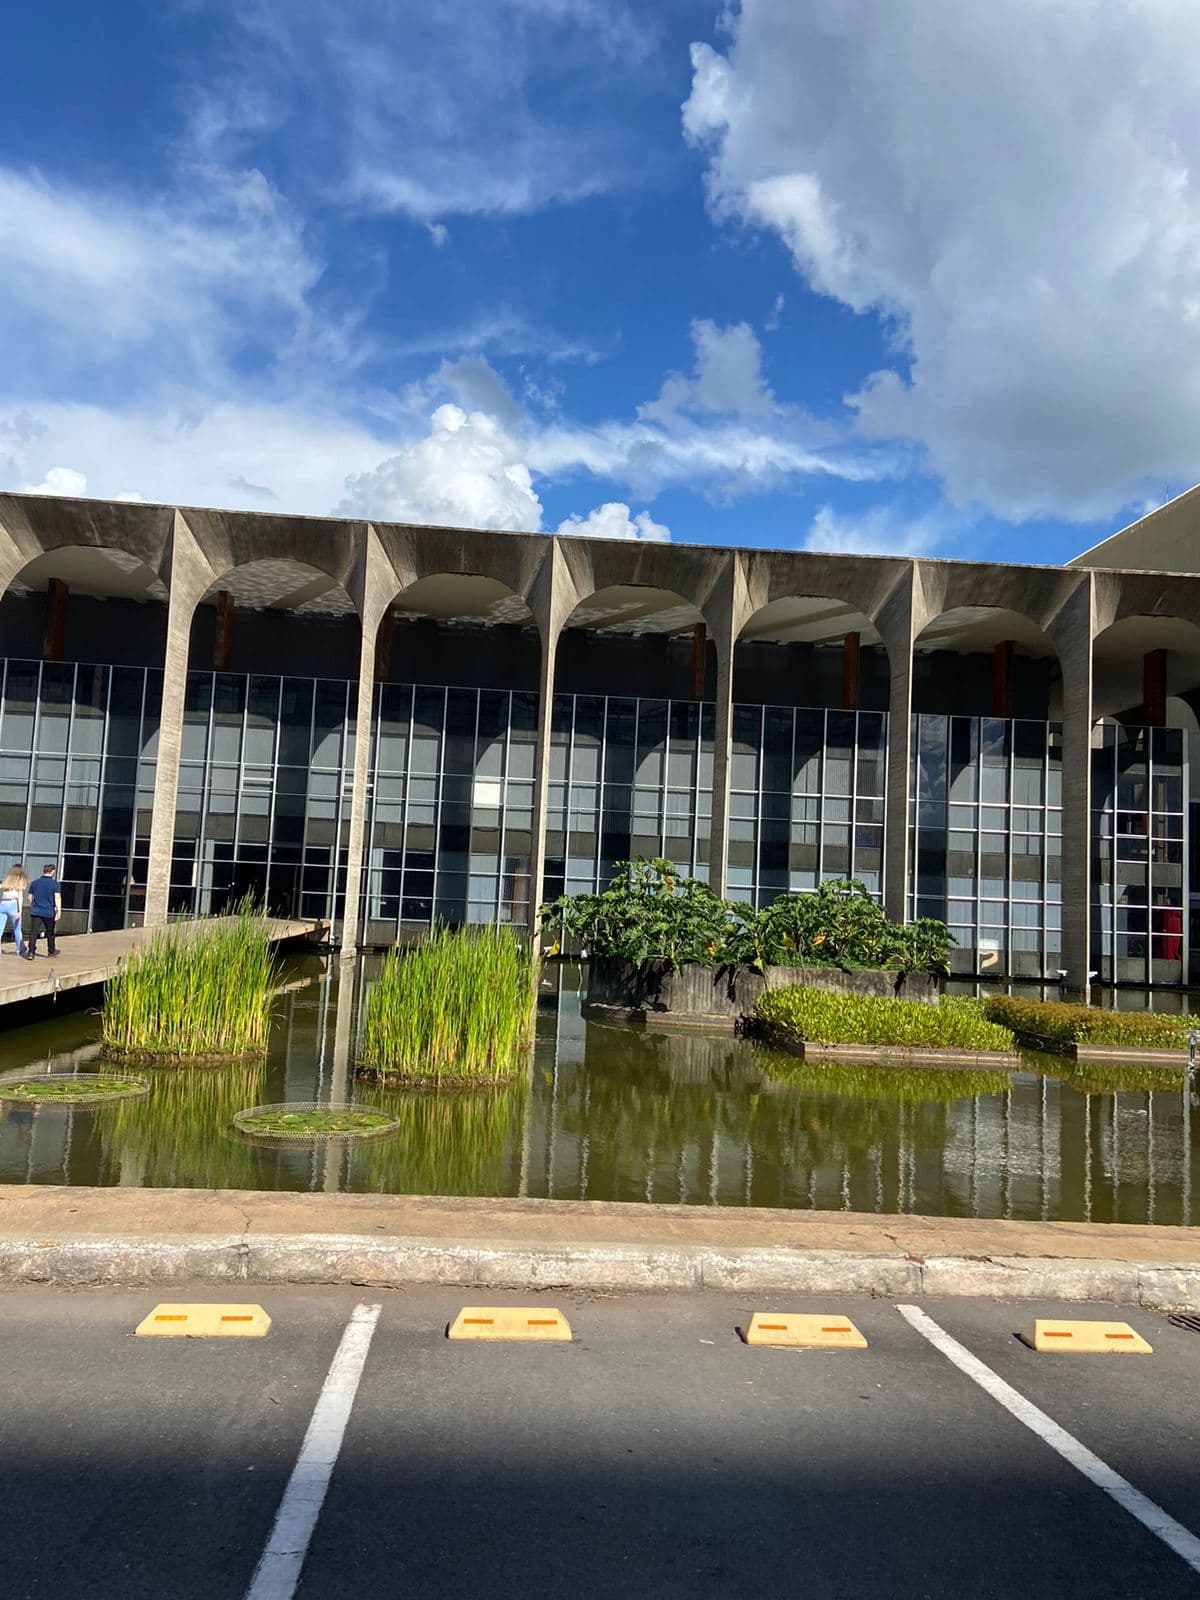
left=21, top=466, right=87, bottom=497
left=193, top=0, right=656, bottom=222
left=337, top=403, right=542, bottom=529
left=0, top=165, right=320, bottom=383
left=803, top=502, right=942, bottom=558
left=2, top=397, right=388, bottom=514
left=427, top=222, right=449, bottom=248
left=641, top=319, right=774, bottom=423
left=684, top=0, right=1200, bottom=521
left=556, top=502, right=670, bottom=541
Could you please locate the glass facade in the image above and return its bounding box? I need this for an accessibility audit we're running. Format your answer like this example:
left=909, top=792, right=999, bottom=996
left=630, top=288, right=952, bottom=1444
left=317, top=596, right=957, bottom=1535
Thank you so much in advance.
left=545, top=693, right=715, bottom=900
left=169, top=671, right=356, bottom=923
left=728, top=705, right=887, bottom=904
left=0, top=659, right=160, bottom=932
left=0, top=651, right=1190, bottom=984
left=1092, top=722, right=1189, bottom=985
left=910, top=715, right=1063, bottom=976
left=363, top=683, right=537, bottom=943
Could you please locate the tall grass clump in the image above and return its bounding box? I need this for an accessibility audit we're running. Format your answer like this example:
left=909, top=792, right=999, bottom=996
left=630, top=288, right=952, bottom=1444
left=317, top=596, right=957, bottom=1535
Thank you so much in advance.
left=102, top=903, right=276, bottom=1061
left=357, top=924, right=535, bottom=1087
left=753, top=987, right=1015, bottom=1053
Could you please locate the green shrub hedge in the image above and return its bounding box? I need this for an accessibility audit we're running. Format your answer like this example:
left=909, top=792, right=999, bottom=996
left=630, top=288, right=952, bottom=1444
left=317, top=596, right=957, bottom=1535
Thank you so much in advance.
left=753, top=987, right=1015, bottom=1052
left=981, top=995, right=1194, bottom=1050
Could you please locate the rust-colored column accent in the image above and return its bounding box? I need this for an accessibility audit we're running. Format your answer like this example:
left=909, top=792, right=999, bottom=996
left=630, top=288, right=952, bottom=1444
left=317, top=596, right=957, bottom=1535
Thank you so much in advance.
left=375, top=608, right=394, bottom=681
left=840, top=631, right=861, bottom=711
left=1142, top=648, right=1167, bottom=727
left=213, top=590, right=234, bottom=672
left=991, top=640, right=1014, bottom=718
left=690, top=623, right=707, bottom=701
left=42, top=578, right=68, bottom=662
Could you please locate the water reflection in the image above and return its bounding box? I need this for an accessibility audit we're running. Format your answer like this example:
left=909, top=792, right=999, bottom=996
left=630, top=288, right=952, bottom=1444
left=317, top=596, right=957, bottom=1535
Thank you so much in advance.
left=0, top=957, right=1193, bottom=1224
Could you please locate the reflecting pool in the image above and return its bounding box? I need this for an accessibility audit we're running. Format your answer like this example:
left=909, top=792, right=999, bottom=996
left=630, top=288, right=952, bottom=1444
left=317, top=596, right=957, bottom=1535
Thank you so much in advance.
left=0, top=958, right=1195, bottom=1224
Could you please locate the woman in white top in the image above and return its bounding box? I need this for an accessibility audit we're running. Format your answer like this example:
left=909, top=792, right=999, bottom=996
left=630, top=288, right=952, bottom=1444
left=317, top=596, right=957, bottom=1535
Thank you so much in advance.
left=0, top=866, right=34, bottom=961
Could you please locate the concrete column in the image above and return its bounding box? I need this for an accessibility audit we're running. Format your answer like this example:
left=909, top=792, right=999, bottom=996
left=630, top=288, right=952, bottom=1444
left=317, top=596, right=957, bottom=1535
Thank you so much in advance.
left=708, top=616, right=736, bottom=897
left=529, top=623, right=561, bottom=937
left=339, top=620, right=378, bottom=956
left=992, top=640, right=1014, bottom=718
left=1057, top=581, right=1095, bottom=1001
left=529, top=541, right=573, bottom=937
left=690, top=624, right=707, bottom=701
left=213, top=590, right=234, bottom=672
left=144, top=512, right=215, bottom=926
left=881, top=570, right=919, bottom=924
left=1142, top=648, right=1166, bottom=727
left=338, top=526, right=396, bottom=959
left=841, top=631, right=861, bottom=711
left=42, top=579, right=68, bottom=663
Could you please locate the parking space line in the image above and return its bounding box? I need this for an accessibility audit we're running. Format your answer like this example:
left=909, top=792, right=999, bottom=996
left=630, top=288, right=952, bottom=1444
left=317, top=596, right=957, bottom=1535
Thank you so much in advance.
left=897, top=1304, right=1200, bottom=1578
left=244, top=1302, right=382, bottom=1600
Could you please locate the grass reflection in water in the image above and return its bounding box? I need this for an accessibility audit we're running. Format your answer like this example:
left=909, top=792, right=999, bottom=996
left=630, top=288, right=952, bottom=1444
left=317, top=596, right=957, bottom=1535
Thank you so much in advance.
left=101, top=1063, right=270, bottom=1189
left=345, top=1081, right=528, bottom=1196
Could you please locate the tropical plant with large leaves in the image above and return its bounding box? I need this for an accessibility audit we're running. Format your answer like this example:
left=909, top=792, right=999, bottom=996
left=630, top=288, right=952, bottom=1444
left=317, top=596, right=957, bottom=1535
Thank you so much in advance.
left=541, top=861, right=954, bottom=975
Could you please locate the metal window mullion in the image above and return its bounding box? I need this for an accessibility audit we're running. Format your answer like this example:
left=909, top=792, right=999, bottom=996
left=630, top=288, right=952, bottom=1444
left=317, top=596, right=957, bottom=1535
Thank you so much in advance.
left=24, top=664, right=42, bottom=905
left=430, top=686, right=446, bottom=928
left=87, top=665, right=113, bottom=932
left=399, top=682, right=414, bottom=933
left=494, top=689, right=506, bottom=922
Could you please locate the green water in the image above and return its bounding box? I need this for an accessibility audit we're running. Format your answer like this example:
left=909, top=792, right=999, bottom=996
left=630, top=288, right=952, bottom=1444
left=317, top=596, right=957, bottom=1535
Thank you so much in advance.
left=0, top=958, right=1195, bottom=1224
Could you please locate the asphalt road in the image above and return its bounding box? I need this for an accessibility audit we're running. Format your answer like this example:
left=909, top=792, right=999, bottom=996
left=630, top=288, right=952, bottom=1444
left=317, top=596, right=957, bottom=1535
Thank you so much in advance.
left=0, top=1285, right=1198, bottom=1599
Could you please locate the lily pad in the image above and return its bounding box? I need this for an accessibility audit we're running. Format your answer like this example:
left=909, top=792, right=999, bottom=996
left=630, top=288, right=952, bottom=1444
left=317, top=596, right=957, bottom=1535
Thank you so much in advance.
left=0, top=1073, right=150, bottom=1106
left=232, top=1101, right=400, bottom=1141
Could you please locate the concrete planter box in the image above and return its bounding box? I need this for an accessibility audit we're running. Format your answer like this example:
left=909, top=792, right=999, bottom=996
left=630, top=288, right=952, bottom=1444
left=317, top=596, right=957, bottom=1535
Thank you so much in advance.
left=584, top=957, right=940, bottom=1033
left=1007, top=1031, right=1192, bottom=1066
left=770, top=1040, right=1019, bottom=1068
left=1071, top=1043, right=1190, bottom=1066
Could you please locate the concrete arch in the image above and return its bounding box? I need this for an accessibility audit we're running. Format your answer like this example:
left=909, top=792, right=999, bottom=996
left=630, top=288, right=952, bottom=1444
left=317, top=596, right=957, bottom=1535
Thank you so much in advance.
left=1092, top=613, right=1200, bottom=723
left=551, top=537, right=734, bottom=639
left=913, top=603, right=1062, bottom=719
left=174, top=508, right=367, bottom=610
left=371, top=522, right=551, bottom=632
left=738, top=549, right=914, bottom=647
left=0, top=493, right=174, bottom=596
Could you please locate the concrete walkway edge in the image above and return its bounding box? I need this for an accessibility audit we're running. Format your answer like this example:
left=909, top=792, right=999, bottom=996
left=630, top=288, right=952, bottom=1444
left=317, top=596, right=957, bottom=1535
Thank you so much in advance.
left=1, top=1231, right=1197, bottom=1310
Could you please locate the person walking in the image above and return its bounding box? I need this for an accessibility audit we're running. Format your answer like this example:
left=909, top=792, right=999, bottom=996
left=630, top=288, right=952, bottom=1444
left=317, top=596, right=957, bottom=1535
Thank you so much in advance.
left=29, top=863, right=62, bottom=957
left=0, top=867, right=34, bottom=961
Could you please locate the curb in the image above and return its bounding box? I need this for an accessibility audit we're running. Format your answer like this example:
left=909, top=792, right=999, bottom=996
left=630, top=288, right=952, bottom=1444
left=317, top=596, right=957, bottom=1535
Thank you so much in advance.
left=1, top=1233, right=1198, bottom=1309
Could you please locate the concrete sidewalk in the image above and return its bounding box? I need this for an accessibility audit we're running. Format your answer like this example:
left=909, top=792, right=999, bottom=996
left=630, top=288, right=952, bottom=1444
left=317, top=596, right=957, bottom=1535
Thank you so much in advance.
left=0, top=1185, right=1197, bottom=1308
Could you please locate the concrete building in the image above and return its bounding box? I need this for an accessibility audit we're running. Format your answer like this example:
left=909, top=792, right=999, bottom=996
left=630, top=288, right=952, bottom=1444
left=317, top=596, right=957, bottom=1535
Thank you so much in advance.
left=2, top=487, right=1199, bottom=992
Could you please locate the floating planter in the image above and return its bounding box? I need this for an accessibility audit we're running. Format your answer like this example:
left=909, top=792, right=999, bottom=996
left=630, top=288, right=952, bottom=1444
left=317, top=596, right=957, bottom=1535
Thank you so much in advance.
left=357, top=924, right=535, bottom=1088
left=232, top=1101, right=401, bottom=1141
left=0, top=1072, right=150, bottom=1106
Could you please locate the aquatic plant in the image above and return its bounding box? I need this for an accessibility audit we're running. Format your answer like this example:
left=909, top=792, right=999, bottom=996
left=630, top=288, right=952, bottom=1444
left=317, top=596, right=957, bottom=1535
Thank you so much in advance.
left=982, top=994, right=1194, bottom=1052
left=234, top=1104, right=399, bottom=1139
left=541, top=858, right=953, bottom=974
left=102, top=901, right=276, bottom=1060
left=357, top=923, right=535, bottom=1086
left=0, top=1073, right=148, bottom=1105
left=753, top=987, right=1015, bottom=1052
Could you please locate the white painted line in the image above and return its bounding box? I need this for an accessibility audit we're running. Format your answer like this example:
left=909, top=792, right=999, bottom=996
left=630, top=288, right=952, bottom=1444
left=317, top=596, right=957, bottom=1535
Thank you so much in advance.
left=244, top=1302, right=382, bottom=1600
left=897, top=1304, right=1200, bottom=1578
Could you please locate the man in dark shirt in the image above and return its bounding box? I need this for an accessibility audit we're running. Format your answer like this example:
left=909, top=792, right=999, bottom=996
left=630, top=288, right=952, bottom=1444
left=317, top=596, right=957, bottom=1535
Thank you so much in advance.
left=29, top=864, right=61, bottom=957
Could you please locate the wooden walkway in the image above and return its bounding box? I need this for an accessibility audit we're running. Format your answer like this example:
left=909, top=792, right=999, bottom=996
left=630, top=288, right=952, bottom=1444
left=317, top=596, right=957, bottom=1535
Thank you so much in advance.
left=0, top=917, right=328, bottom=1014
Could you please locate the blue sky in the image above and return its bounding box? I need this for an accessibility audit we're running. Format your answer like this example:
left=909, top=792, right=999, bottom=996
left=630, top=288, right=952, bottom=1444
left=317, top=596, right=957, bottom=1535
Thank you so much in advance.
left=3, top=1, right=1199, bottom=563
